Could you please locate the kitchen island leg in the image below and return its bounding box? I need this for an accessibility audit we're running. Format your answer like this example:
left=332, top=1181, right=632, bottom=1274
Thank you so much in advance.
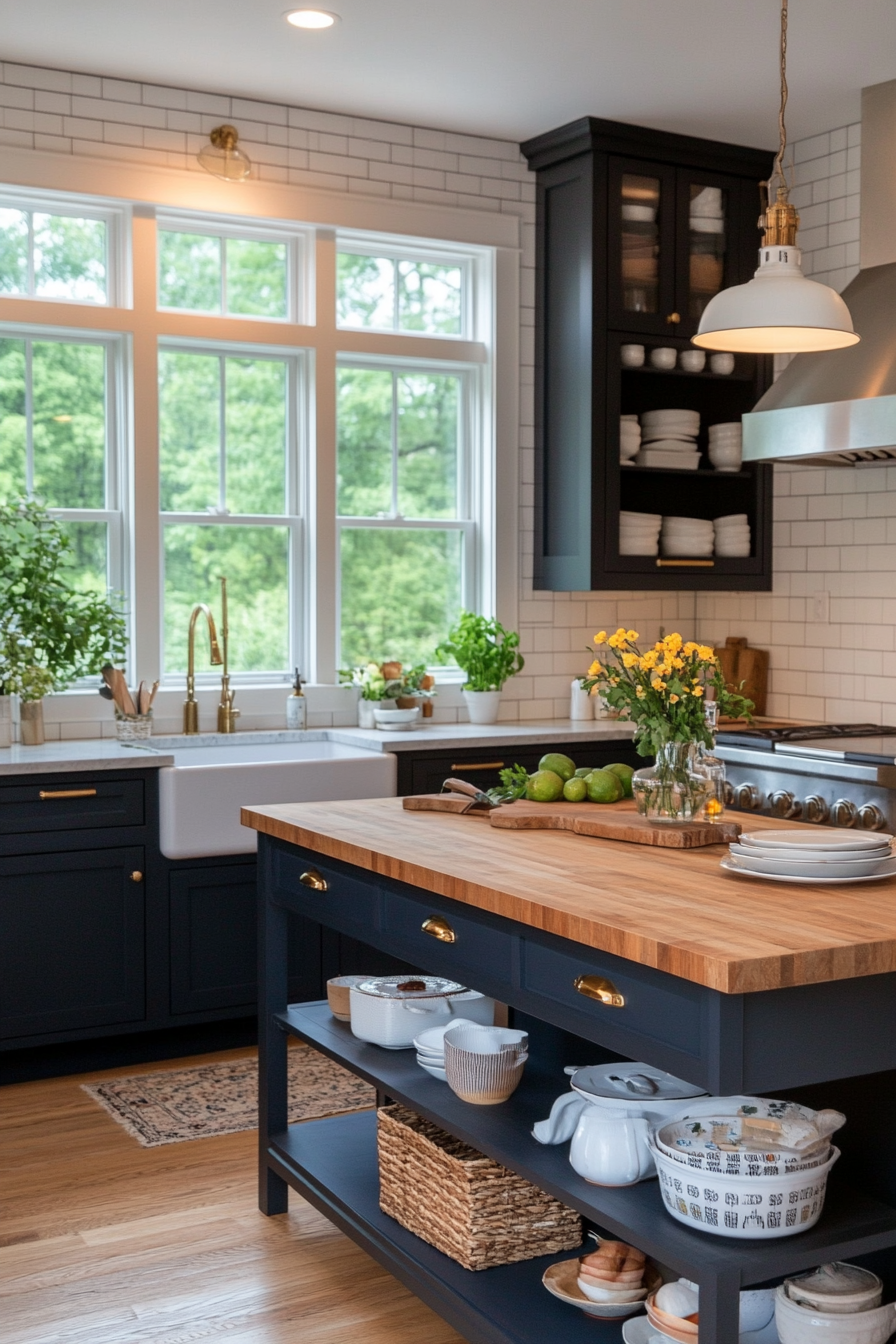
left=700, top=1269, right=742, bottom=1344
left=258, top=850, right=289, bottom=1216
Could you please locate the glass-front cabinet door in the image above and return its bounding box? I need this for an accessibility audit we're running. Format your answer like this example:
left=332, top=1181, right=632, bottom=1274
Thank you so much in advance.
left=686, top=179, right=728, bottom=324
left=608, top=158, right=677, bottom=335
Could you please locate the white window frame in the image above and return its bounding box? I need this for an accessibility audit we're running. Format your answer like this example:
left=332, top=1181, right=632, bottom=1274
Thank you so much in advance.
left=156, top=209, right=314, bottom=326
left=0, top=186, right=131, bottom=308
left=157, top=335, right=310, bottom=685
left=335, top=229, right=475, bottom=340
left=0, top=320, right=131, bottom=638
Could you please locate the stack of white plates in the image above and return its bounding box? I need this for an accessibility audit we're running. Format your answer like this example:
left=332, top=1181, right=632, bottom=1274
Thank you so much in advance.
left=708, top=421, right=743, bottom=473
left=714, top=512, right=751, bottom=557
left=722, top=829, right=896, bottom=885
left=690, top=185, right=724, bottom=234
left=620, top=415, right=641, bottom=464
left=413, top=1018, right=478, bottom=1080
left=661, top=515, right=714, bottom=558
left=620, top=510, right=662, bottom=556
left=638, top=409, right=701, bottom=470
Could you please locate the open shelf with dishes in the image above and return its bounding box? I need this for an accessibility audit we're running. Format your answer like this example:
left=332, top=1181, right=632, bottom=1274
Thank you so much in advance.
left=522, top=115, right=775, bottom=592
left=272, top=1003, right=896, bottom=1291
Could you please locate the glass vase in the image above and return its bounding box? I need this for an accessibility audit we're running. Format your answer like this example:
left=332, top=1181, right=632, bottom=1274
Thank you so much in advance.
left=632, top=741, right=710, bottom=824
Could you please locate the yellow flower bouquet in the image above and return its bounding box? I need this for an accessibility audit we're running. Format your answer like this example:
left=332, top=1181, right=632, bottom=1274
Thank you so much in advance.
left=582, top=628, right=752, bottom=756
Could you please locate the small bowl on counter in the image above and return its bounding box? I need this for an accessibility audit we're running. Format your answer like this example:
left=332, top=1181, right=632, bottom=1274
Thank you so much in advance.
left=373, top=705, right=421, bottom=730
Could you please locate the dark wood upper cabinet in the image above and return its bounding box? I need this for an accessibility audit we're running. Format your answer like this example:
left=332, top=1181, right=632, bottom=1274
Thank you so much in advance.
left=521, top=116, right=776, bottom=592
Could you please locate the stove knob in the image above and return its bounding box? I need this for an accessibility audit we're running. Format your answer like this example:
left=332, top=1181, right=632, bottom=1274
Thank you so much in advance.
left=770, top=789, right=802, bottom=819
left=735, top=783, right=763, bottom=811
left=857, top=803, right=888, bottom=831
left=804, top=795, right=830, bottom=825
left=831, top=798, right=858, bottom=828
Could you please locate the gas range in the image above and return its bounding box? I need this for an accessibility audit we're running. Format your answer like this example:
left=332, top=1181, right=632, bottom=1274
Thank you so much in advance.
left=715, top=723, right=896, bottom=830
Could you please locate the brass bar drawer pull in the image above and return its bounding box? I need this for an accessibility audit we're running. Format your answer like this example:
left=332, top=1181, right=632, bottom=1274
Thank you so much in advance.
left=422, top=916, right=456, bottom=943
left=39, top=788, right=98, bottom=800
left=574, top=974, right=625, bottom=1007
left=655, top=559, right=715, bottom=568
left=299, top=869, right=328, bottom=891
left=450, top=761, right=505, bottom=772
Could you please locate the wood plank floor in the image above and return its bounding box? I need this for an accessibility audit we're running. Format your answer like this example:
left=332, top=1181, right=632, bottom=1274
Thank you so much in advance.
left=0, top=1047, right=466, bottom=1344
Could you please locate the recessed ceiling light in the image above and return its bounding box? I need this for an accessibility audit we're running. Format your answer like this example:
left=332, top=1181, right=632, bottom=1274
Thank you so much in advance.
left=285, top=9, right=339, bottom=28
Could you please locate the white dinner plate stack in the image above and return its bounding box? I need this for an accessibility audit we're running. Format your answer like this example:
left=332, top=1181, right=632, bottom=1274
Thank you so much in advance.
left=714, top=513, right=751, bottom=557
left=638, top=409, right=701, bottom=471
left=722, top=829, right=896, bottom=885
left=661, top=515, right=714, bottom=558
left=620, top=414, right=641, bottom=464
left=620, top=510, right=662, bottom=555
left=690, top=185, right=725, bottom=234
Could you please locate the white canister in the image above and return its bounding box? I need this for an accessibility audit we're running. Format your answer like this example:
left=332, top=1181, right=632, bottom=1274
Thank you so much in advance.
left=358, top=698, right=377, bottom=728
left=570, top=678, right=594, bottom=720
left=349, top=975, right=468, bottom=1049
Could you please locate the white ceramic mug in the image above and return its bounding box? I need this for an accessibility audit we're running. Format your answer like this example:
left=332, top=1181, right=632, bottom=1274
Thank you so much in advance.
left=620, top=343, right=645, bottom=367
left=649, top=347, right=677, bottom=370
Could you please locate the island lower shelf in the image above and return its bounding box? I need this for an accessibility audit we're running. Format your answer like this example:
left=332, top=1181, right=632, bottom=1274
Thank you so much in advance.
left=278, top=1002, right=896, bottom=1291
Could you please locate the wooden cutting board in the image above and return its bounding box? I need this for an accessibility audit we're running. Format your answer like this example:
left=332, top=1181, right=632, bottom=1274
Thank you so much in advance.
left=487, top=798, right=741, bottom=848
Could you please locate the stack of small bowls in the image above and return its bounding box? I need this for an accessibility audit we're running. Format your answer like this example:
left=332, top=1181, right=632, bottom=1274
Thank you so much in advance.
left=638, top=409, right=701, bottom=470
left=443, top=1022, right=528, bottom=1104
left=620, top=510, right=662, bottom=556
left=714, top=512, right=751, bottom=557
left=620, top=414, right=641, bottom=464
left=661, top=515, right=714, bottom=558
left=413, top=1017, right=479, bottom=1080
left=650, top=1103, right=842, bottom=1239
left=775, top=1264, right=894, bottom=1344
left=708, top=421, right=743, bottom=472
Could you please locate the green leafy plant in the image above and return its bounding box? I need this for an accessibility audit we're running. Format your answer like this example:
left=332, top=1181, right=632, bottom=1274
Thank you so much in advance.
left=355, top=662, right=403, bottom=702
left=0, top=499, right=127, bottom=693
left=398, top=663, right=436, bottom=699
left=435, top=612, right=524, bottom=692
left=486, top=763, right=529, bottom=804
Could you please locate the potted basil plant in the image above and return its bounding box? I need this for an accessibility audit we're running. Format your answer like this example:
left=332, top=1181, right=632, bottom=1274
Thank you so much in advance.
left=435, top=612, right=524, bottom=724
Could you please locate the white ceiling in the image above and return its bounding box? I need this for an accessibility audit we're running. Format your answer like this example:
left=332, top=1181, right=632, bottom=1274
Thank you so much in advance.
left=2, top=0, right=896, bottom=148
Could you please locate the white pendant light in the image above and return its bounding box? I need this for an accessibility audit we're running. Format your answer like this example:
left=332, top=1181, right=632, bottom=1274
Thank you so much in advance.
left=693, top=0, right=858, bottom=355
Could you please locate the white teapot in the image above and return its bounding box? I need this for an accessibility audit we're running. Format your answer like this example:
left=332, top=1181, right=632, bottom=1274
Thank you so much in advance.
left=532, top=1062, right=708, bottom=1188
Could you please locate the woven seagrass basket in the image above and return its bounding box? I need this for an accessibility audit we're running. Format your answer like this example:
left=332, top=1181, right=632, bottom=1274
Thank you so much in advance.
left=377, top=1103, right=582, bottom=1271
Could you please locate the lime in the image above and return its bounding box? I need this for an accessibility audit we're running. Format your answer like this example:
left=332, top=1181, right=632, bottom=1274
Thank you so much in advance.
left=574, top=766, right=595, bottom=778
left=605, top=763, right=635, bottom=798
left=563, top=776, right=588, bottom=803
left=538, top=752, right=576, bottom=782
left=526, top=769, right=565, bottom=802
left=585, top=769, right=624, bottom=804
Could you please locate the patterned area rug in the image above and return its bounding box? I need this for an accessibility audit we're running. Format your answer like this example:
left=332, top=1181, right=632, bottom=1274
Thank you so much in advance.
left=82, top=1042, right=375, bottom=1147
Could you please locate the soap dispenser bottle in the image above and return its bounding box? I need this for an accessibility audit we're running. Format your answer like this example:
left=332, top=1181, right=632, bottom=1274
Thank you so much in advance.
left=287, top=669, right=306, bottom=730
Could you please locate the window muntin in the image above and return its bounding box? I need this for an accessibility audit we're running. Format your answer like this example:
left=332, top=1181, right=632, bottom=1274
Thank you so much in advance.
left=337, top=250, right=465, bottom=336
left=158, top=341, right=303, bottom=678
left=158, top=227, right=290, bottom=319
left=0, top=332, right=122, bottom=596
left=336, top=359, right=472, bottom=669
left=0, top=207, right=110, bottom=304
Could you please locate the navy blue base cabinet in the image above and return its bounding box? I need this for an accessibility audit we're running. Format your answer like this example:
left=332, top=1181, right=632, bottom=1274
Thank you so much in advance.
left=258, top=833, right=896, bottom=1344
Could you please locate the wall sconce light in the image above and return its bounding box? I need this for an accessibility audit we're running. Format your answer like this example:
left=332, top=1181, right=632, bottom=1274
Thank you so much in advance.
left=196, top=125, right=252, bottom=182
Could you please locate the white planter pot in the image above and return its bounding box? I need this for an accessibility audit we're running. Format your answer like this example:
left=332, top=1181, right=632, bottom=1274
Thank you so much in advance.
left=358, top=698, right=377, bottom=728
left=463, top=689, right=503, bottom=724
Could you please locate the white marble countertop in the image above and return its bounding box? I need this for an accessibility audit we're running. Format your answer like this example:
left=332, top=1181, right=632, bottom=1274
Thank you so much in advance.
left=0, top=719, right=634, bottom=776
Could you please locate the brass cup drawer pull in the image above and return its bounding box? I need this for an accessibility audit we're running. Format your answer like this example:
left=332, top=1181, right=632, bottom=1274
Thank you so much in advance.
left=574, top=974, right=625, bottom=1007
left=450, top=761, right=505, bottom=772
left=422, top=916, right=456, bottom=943
left=299, top=869, right=328, bottom=891
left=39, top=788, right=98, bottom=800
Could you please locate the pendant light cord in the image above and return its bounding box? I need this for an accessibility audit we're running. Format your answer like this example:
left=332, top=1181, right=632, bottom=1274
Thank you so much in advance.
left=771, top=0, right=789, bottom=198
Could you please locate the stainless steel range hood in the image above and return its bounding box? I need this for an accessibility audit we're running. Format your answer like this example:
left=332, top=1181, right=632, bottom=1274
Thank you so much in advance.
left=743, top=262, right=896, bottom=465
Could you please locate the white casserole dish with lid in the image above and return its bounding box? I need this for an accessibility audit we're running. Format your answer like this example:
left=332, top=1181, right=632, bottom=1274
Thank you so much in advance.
left=349, top=975, right=467, bottom=1049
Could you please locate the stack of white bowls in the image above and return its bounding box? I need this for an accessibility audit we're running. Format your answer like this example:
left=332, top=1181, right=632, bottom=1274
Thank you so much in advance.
left=620, top=510, right=662, bottom=555
left=690, top=185, right=724, bottom=234
left=661, top=515, right=714, bottom=558
left=413, top=1017, right=479, bottom=1081
left=714, top=513, right=751, bottom=557
left=708, top=421, right=743, bottom=472
left=620, top=414, right=641, bottom=464
left=638, top=409, right=701, bottom=470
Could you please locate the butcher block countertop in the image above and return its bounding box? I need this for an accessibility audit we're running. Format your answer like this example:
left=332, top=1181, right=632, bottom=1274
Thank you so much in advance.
left=242, top=797, right=896, bottom=997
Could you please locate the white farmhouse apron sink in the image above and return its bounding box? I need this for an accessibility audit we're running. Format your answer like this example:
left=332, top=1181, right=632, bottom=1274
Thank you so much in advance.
left=156, top=739, right=396, bottom=859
